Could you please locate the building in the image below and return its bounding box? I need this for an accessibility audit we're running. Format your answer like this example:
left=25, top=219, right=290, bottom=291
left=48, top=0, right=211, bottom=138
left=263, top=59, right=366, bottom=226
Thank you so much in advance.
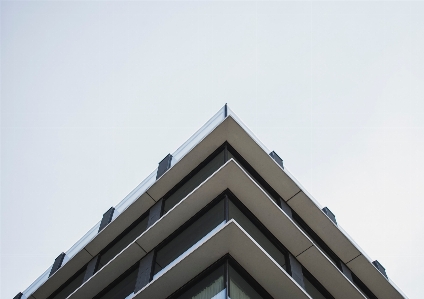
left=14, top=105, right=406, bottom=299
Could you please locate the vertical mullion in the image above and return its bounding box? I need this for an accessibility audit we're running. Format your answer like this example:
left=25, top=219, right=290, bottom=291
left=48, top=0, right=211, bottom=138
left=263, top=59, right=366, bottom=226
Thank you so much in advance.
left=149, top=250, right=158, bottom=283
left=159, top=199, right=164, bottom=217
left=224, top=195, right=229, bottom=222
left=224, top=259, right=229, bottom=299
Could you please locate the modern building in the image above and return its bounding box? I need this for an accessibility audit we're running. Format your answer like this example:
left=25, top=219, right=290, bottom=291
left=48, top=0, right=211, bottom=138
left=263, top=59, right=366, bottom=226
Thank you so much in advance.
left=14, top=105, right=406, bottom=299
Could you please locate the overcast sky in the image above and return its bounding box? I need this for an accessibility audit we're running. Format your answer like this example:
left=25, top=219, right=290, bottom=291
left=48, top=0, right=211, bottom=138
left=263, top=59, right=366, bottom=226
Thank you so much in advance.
left=2, top=1, right=424, bottom=298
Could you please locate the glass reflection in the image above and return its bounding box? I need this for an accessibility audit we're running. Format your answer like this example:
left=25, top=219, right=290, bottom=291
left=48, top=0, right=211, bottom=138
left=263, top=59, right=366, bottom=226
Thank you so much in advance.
left=48, top=269, right=85, bottom=299
left=303, top=275, right=327, bottom=299
left=229, top=265, right=265, bottom=299
left=164, top=151, right=225, bottom=213
left=97, top=216, right=148, bottom=271
left=175, top=266, right=225, bottom=299
left=154, top=200, right=225, bottom=278
left=228, top=200, right=286, bottom=271
left=95, top=267, right=138, bottom=299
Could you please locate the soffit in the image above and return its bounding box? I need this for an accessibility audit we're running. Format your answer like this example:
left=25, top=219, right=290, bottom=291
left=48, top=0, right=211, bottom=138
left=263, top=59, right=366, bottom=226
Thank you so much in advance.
left=146, top=116, right=300, bottom=201
left=287, top=191, right=405, bottom=298
left=288, top=191, right=361, bottom=263
left=297, top=246, right=365, bottom=299
left=138, top=159, right=312, bottom=256
left=347, top=255, right=404, bottom=299
left=31, top=249, right=92, bottom=299
left=65, top=160, right=365, bottom=299
left=30, top=194, right=155, bottom=299
left=135, top=220, right=311, bottom=299
left=84, top=193, right=155, bottom=256
left=146, top=117, right=230, bottom=200
left=67, top=243, right=146, bottom=299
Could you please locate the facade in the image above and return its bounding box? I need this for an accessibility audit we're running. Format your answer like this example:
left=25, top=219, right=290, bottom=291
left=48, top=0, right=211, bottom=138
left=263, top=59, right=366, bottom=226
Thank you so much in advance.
left=14, top=105, right=406, bottom=299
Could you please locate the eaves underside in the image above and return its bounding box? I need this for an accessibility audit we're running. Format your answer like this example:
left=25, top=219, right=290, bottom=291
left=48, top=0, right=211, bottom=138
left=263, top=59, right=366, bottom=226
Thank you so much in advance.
left=65, top=159, right=368, bottom=299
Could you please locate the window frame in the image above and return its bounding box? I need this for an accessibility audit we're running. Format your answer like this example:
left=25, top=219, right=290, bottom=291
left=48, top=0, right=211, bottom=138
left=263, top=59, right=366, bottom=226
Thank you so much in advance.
left=47, top=265, right=87, bottom=299
left=166, top=254, right=274, bottom=299
left=95, top=210, right=150, bottom=273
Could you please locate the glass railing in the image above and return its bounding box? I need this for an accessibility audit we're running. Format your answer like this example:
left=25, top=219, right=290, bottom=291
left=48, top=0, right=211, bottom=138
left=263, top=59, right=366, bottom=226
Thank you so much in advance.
left=22, top=266, right=52, bottom=297
left=66, top=222, right=101, bottom=261
left=226, top=106, right=270, bottom=154
left=112, top=170, right=157, bottom=221
left=20, top=106, right=228, bottom=297
left=21, top=222, right=101, bottom=297
left=171, top=106, right=226, bottom=167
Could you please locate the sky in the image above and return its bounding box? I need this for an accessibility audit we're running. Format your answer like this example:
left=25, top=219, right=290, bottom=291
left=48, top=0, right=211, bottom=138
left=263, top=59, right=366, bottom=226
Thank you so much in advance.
left=1, top=0, right=424, bottom=298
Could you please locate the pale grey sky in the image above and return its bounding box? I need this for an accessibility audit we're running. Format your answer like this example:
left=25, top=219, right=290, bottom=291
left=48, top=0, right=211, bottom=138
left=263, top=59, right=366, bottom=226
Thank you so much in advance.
left=1, top=1, right=423, bottom=298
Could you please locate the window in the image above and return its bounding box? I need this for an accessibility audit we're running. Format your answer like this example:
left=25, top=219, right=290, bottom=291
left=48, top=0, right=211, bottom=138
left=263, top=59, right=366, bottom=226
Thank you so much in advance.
left=228, top=199, right=287, bottom=271
left=304, top=276, right=327, bottom=299
left=169, top=256, right=273, bottom=299
left=97, top=214, right=149, bottom=271
left=153, top=192, right=288, bottom=281
left=229, top=264, right=266, bottom=299
left=93, top=191, right=335, bottom=299
left=174, top=265, right=225, bottom=299
left=227, top=151, right=276, bottom=204
left=164, top=149, right=226, bottom=213
left=47, top=267, right=86, bottom=299
left=93, top=264, right=138, bottom=299
left=154, top=199, right=225, bottom=278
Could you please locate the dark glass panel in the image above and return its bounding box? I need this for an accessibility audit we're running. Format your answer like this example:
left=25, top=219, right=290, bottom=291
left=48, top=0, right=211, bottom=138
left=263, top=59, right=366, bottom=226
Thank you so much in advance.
left=302, top=268, right=334, bottom=299
left=292, top=215, right=340, bottom=268
left=96, top=267, right=138, bottom=299
left=228, top=201, right=286, bottom=271
left=49, top=270, right=85, bottom=299
left=97, top=216, right=148, bottom=271
left=227, top=151, right=277, bottom=203
left=174, top=265, right=225, bottom=299
left=352, top=274, right=376, bottom=299
left=229, top=265, right=265, bottom=299
left=303, top=275, right=327, bottom=299
left=164, top=150, right=225, bottom=212
left=154, top=200, right=225, bottom=276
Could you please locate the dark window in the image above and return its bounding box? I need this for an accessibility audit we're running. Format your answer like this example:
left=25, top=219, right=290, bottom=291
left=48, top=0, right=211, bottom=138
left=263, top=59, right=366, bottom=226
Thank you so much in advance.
left=352, top=273, right=378, bottom=299
left=97, top=215, right=149, bottom=271
left=292, top=212, right=341, bottom=268
left=162, top=142, right=280, bottom=216
left=229, top=264, right=265, bottom=299
left=47, top=267, right=86, bottom=299
left=164, top=149, right=226, bottom=213
left=302, top=268, right=335, bottom=299
left=168, top=256, right=273, bottom=299
left=292, top=208, right=377, bottom=298
left=154, top=199, right=225, bottom=277
left=226, top=145, right=279, bottom=204
left=228, top=199, right=287, bottom=271
left=174, top=265, right=225, bottom=299
left=94, top=265, right=138, bottom=299
left=303, top=275, right=327, bottom=299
